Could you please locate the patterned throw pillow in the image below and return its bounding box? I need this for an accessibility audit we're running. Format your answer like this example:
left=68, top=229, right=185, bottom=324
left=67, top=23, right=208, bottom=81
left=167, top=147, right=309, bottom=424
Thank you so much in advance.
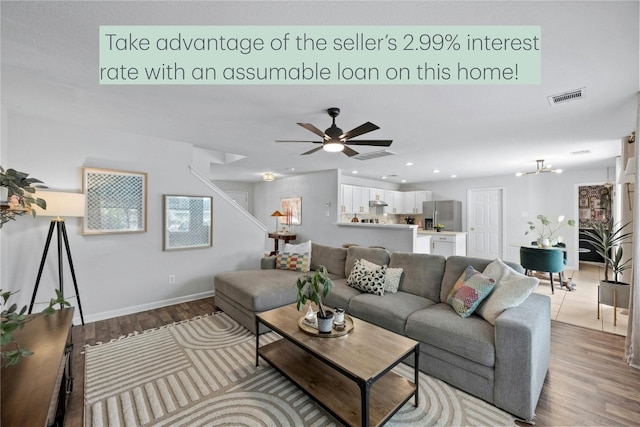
left=275, top=252, right=310, bottom=272
left=347, top=259, right=387, bottom=296
left=447, top=265, right=496, bottom=318
left=360, top=259, right=403, bottom=293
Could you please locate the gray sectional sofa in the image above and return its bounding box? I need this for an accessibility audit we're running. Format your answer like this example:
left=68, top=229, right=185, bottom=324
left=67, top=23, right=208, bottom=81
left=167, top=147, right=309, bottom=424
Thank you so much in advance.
left=214, top=242, right=550, bottom=422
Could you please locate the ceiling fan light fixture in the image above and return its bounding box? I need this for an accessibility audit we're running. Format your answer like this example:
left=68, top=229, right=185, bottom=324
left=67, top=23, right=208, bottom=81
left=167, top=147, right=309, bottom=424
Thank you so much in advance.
left=323, top=141, right=344, bottom=152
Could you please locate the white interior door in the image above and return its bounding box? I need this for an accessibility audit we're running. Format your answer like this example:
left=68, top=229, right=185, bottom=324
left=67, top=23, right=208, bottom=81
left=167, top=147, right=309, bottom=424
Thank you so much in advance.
left=467, top=188, right=504, bottom=259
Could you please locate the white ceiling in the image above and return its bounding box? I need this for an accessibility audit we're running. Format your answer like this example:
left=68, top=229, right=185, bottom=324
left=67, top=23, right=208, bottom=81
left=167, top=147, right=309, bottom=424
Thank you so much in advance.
left=1, top=1, right=638, bottom=184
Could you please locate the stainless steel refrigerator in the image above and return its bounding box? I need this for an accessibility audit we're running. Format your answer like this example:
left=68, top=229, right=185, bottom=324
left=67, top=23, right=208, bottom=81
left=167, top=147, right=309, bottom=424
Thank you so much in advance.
left=422, top=200, right=462, bottom=231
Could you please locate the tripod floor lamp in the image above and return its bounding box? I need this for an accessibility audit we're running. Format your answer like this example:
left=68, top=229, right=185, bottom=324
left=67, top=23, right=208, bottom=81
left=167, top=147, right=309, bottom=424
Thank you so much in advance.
left=29, top=191, right=85, bottom=325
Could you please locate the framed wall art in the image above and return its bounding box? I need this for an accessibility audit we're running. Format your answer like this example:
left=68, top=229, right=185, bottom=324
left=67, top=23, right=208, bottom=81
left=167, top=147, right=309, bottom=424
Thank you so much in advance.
left=579, top=208, right=591, bottom=220
left=593, top=208, right=606, bottom=221
left=164, top=195, right=212, bottom=251
left=82, top=167, right=147, bottom=235
left=280, top=197, right=302, bottom=226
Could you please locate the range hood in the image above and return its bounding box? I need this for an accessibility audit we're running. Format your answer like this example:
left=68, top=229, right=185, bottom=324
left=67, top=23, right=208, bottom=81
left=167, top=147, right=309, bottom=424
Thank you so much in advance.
left=369, top=200, right=388, bottom=207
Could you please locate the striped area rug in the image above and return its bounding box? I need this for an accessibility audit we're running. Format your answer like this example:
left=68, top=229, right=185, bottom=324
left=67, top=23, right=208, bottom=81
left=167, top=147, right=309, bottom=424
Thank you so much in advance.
left=84, top=312, right=515, bottom=426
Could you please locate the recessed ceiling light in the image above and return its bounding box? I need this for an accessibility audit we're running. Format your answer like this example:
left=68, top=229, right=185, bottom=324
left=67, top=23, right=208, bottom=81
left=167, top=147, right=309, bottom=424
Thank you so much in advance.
left=450, top=174, right=457, bottom=178
left=433, top=169, right=440, bottom=174
left=405, top=162, right=414, bottom=166
left=381, top=176, right=387, bottom=179
left=351, top=170, right=358, bottom=174
left=401, top=179, right=407, bottom=183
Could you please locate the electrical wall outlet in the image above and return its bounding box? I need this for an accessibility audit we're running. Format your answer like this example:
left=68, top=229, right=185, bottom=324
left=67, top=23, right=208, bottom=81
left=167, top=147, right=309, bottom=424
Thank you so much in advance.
left=168, top=275, right=176, bottom=285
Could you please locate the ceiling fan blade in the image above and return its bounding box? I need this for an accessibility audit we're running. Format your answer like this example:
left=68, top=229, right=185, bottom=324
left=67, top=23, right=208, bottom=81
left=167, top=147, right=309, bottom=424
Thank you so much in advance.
left=342, top=146, right=359, bottom=157
left=345, top=139, right=393, bottom=147
left=275, top=140, right=323, bottom=144
left=340, top=122, right=379, bottom=140
left=301, top=146, right=324, bottom=155
left=297, top=123, right=329, bottom=140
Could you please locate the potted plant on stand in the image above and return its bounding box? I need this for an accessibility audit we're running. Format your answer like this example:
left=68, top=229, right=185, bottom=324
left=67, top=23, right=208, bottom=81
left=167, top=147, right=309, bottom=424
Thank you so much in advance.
left=581, top=217, right=633, bottom=325
left=295, top=265, right=334, bottom=333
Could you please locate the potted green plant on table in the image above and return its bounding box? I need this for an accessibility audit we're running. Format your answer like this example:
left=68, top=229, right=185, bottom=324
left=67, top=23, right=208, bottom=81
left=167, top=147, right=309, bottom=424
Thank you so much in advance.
left=526, top=214, right=575, bottom=247
left=295, top=265, right=334, bottom=333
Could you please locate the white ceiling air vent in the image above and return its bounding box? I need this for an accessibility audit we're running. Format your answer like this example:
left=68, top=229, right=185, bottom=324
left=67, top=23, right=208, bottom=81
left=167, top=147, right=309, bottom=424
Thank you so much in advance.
left=547, top=87, right=586, bottom=106
left=352, top=150, right=397, bottom=161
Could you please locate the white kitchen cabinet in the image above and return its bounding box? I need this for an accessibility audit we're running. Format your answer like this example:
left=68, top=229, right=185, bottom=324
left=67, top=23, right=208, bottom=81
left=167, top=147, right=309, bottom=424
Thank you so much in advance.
left=384, top=190, right=404, bottom=214
left=353, top=186, right=369, bottom=213
left=430, top=233, right=467, bottom=257
left=340, top=184, right=354, bottom=213
left=414, top=235, right=431, bottom=254
left=340, top=185, right=369, bottom=214
left=369, top=187, right=384, bottom=203
left=403, top=191, right=432, bottom=214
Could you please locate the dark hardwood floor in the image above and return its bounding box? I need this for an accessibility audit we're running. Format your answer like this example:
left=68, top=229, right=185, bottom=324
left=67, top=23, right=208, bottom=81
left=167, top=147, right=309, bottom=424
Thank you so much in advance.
left=65, top=297, right=640, bottom=427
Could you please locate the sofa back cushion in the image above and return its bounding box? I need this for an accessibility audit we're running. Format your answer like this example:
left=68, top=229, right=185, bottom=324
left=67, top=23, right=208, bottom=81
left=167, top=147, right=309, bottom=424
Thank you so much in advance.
left=310, top=243, right=347, bottom=278
left=389, top=252, right=445, bottom=301
left=345, top=246, right=391, bottom=278
left=440, top=256, right=524, bottom=303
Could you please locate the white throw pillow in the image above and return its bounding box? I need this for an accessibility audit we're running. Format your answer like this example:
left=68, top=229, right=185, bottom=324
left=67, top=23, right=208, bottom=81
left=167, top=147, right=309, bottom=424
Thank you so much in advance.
left=476, top=259, right=539, bottom=325
left=384, top=267, right=403, bottom=293
left=284, top=240, right=311, bottom=257
left=360, top=259, right=402, bottom=293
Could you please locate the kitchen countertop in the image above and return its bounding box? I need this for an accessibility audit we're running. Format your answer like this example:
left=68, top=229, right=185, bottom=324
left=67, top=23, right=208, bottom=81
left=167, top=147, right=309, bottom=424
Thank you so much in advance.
left=417, top=230, right=467, bottom=236
left=336, top=222, right=419, bottom=230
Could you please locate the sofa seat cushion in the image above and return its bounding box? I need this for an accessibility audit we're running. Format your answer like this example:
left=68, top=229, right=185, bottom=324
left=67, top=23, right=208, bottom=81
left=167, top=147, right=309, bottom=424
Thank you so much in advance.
left=322, top=279, right=361, bottom=311
left=214, top=269, right=302, bottom=312
left=348, top=291, right=435, bottom=335
left=405, top=303, right=496, bottom=367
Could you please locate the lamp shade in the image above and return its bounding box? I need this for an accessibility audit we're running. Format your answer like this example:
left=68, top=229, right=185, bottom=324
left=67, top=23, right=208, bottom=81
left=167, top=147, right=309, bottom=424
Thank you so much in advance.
left=623, top=157, right=636, bottom=183
left=270, top=210, right=285, bottom=217
left=32, top=191, right=85, bottom=218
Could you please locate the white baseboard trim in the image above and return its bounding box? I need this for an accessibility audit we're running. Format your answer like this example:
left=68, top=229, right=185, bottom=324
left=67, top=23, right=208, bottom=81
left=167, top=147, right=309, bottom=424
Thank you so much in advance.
left=75, top=290, right=216, bottom=325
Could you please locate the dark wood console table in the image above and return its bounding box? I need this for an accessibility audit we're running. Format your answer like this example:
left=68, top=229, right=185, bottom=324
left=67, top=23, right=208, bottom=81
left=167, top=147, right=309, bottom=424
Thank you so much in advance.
left=268, top=232, right=297, bottom=255
left=1, top=308, right=74, bottom=427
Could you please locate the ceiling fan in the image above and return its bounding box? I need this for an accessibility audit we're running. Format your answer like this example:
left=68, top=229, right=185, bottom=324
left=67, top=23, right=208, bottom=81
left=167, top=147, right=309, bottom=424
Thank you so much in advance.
left=516, top=159, right=563, bottom=176
left=275, top=107, right=392, bottom=157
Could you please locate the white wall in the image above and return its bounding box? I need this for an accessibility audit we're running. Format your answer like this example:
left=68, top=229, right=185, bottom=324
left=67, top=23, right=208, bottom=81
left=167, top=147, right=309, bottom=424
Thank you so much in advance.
left=2, top=112, right=266, bottom=323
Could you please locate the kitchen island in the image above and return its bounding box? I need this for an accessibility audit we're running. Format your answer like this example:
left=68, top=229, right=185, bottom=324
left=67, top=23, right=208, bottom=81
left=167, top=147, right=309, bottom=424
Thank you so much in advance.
left=335, top=223, right=431, bottom=253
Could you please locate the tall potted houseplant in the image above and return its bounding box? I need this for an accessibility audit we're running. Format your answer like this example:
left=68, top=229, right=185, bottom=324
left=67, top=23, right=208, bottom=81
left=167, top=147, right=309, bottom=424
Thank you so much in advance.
left=295, top=265, right=334, bottom=333
left=580, top=217, right=632, bottom=284
left=581, top=218, right=633, bottom=313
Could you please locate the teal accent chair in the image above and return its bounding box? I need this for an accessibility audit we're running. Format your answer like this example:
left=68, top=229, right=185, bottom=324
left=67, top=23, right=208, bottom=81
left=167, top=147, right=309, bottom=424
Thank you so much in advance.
left=520, top=246, right=566, bottom=294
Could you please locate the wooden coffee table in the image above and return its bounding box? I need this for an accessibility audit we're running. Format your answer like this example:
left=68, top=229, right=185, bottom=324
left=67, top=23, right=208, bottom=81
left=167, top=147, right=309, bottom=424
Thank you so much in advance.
left=256, top=304, right=419, bottom=427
